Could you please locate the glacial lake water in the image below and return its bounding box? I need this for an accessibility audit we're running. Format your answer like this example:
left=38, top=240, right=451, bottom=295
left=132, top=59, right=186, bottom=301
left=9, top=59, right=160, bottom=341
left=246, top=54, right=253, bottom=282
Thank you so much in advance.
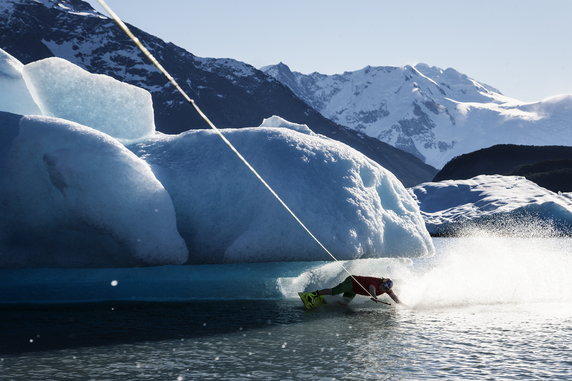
left=1, top=237, right=571, bottom=380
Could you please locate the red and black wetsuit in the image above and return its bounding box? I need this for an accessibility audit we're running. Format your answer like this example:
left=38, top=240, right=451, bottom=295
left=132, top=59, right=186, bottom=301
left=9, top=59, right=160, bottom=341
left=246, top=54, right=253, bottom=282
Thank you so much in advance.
left=331, top=275, right=385, bottom=298
left=350, top=276, right=384, bottom=296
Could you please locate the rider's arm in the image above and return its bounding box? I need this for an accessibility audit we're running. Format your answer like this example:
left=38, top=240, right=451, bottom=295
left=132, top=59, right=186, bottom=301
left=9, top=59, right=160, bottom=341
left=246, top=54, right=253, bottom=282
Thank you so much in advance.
left=369, top=284, right=378, bottom=300
left=387, top=289, right=401, bottom=304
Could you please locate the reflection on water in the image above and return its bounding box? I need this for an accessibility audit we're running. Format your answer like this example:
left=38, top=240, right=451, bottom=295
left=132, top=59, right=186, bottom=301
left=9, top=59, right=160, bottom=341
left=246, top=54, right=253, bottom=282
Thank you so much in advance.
left=0, top=300, right=304, bottom=354
left=1, top=237, right=571, bottom=380
left=1, top=301, right=571, bottom=380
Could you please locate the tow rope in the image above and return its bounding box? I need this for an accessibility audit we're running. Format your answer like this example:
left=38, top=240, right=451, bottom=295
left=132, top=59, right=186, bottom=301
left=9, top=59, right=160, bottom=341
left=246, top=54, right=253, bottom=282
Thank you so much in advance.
left=96, top=0, right=384, bottom=303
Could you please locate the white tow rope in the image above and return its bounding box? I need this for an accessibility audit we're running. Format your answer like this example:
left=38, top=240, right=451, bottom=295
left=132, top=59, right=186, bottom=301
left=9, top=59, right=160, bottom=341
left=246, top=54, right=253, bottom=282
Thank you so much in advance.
left=96, top=0, right=381, bottom=302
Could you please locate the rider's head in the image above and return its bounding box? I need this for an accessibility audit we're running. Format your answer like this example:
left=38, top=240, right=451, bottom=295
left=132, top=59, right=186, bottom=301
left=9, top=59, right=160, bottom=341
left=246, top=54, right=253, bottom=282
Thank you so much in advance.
left=381, top=278, right=393, bottom=290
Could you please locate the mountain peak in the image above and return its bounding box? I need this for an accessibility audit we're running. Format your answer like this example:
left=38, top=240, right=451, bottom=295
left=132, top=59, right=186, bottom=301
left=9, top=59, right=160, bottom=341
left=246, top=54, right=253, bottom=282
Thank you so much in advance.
left=260, top=62, right=292, bottom=75
left=275, top=61, right=290, bottom=69
left=263, top=61, right=572, bottom=168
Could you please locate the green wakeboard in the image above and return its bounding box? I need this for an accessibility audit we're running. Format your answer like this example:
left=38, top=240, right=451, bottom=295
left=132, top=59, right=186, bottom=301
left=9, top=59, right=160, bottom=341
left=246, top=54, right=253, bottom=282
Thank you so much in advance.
left=298, top=291, right=325, bottom=310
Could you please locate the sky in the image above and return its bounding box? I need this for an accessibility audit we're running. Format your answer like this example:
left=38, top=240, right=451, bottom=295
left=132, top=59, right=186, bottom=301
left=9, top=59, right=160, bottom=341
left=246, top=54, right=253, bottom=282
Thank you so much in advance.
left=86, top=0, right=572, bottom=102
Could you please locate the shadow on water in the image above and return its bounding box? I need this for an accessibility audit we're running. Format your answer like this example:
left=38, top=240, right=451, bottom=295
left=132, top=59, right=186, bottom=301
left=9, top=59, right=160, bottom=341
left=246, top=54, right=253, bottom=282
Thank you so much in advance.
left=0, top=299, right=371, bottom=355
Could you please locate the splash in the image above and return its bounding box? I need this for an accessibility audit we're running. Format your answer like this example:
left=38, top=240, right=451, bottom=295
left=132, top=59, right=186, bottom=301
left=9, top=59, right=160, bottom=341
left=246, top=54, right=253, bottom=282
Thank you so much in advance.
left=278, top=221, right=572, bottom=309
left=400, top=235, right=572, bottom=308
left=276, top=258, right=413, bottom=301
left=440, top=212, right=570, bottom=239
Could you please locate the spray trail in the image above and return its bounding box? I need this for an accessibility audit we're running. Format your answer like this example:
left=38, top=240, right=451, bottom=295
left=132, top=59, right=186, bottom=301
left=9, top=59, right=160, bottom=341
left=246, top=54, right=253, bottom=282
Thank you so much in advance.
left=399, top=236, right=572, bottom=308
left=279, top=235, right=572, bottom=309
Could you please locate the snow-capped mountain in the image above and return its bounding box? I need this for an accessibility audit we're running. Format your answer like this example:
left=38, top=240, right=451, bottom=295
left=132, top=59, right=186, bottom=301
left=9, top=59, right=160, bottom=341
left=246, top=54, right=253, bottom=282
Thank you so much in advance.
left=262, top=63, right=572, bottom=168
left=0, top=0, right=437, bottom=186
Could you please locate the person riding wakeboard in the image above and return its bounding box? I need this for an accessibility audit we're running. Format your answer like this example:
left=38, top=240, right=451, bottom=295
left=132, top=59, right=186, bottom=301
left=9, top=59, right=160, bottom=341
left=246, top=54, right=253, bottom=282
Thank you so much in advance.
left=312, top=276, right=401, bottom=305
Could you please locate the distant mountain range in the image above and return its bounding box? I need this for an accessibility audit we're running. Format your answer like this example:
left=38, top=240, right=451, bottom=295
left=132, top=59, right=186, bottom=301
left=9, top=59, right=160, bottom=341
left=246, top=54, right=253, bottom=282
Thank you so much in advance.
left=0, top=0, right=436, bottom=187
left=262, top=63, right=572, bottom=168
left=432, top=144, right=572, bottom=193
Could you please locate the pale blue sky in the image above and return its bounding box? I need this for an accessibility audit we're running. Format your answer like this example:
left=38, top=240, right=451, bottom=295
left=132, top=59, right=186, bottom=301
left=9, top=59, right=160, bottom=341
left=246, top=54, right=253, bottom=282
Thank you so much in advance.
left=86, top=0, right=572, bottom=102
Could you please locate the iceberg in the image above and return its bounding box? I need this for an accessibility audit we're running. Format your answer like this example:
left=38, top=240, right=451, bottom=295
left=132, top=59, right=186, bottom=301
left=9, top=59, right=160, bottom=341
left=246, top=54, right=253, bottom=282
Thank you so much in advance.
left=22, top=57, right=155, bottom=143
left=0, top=50, right=434, bottom=271
left=0, top=48, right=41, bottom=115
left=130, top=121, right=433, bottom=263
left=0, top=112, right=188, bottom=267
left=410, top=175, right=572, bottom=235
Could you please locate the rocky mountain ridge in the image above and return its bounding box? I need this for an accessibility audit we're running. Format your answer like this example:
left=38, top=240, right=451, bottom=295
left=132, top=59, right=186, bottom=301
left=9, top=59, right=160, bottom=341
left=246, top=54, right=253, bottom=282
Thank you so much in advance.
left=433, top=144, right=572, bottom=192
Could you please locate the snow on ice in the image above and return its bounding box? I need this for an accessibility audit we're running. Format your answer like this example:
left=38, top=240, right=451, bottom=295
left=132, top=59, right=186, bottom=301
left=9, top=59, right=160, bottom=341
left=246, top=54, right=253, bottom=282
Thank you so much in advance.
left=0, top=50, right=434, bottom=268
left=259, top=115, right=314, bottom=135
left=130, top=118, right=432, bottom=263
left=410, top=175, right=572, bottom=235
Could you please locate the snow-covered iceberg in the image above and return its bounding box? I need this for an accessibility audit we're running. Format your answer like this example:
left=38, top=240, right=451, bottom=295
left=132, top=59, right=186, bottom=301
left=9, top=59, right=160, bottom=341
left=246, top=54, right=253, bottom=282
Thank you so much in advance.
left=0, top=112, right=188, bottom=267
left=410, top=175, right=572, bottom=235
left=259, top=115, right=314, bottom=135
left=0, top=50, right=434, bottom=269
left=130, top=117, right=433, bottom=263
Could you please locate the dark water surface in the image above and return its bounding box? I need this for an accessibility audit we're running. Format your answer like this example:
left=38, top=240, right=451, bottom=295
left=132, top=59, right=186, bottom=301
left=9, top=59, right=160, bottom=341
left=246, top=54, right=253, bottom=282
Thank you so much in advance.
left=1, top=299, right=571, bottom=380
left=0, top=300, right=303, bottom=354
